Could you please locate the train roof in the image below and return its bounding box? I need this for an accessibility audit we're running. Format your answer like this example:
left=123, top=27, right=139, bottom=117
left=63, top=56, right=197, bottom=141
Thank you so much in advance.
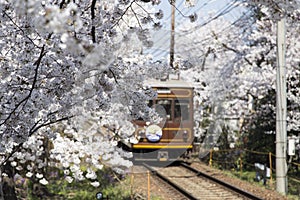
left=145, top=79, right=194, bottom=88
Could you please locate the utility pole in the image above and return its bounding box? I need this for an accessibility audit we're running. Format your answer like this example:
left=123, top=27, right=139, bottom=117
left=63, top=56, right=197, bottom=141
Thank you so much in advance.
left=170, top=0, right=175, bottom=70
left=169, top=0, right=181, bottom=80
left=275, top=17, right=287, bottom=195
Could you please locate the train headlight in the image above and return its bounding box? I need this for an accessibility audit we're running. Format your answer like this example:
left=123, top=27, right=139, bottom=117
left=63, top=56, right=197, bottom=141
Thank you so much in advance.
left=138, top=130, right=145, bottom=136
left=183, top=130, right=188, bottom=142
left=138, top=130, right=145, bottom=140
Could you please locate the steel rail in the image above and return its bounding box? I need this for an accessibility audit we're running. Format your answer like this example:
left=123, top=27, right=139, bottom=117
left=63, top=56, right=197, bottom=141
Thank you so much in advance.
left=143, top=163, right=198, bottom=200
left=180, top=162, right=264, bottom=200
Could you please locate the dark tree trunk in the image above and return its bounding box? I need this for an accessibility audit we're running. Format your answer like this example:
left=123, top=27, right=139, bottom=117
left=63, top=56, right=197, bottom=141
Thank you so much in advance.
left=1, top=163, right=17, bottom=200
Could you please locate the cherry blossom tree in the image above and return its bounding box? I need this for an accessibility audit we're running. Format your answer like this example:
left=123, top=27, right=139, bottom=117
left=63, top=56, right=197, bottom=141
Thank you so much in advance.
left=0, top=0, right=169, bottom=198
left=1, top=0, right=299, bottom=198
left=175, top=0, right=300, bottom=153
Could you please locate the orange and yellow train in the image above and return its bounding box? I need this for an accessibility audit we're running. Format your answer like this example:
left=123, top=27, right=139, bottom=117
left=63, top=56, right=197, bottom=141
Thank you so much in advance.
left=121, top=79, right=195, bottom=162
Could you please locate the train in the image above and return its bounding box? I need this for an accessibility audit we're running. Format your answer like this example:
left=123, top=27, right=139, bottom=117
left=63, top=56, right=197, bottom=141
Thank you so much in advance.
left=120, top=78, right=195, bottom=163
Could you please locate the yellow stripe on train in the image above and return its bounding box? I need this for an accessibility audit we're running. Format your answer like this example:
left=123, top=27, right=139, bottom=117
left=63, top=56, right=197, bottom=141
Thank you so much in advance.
left=132, top=145, right=193, bottom=149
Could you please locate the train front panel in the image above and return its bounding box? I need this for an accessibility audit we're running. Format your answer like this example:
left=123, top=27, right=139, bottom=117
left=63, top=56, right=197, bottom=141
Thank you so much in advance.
left=132, top=83, right=194, bottom=162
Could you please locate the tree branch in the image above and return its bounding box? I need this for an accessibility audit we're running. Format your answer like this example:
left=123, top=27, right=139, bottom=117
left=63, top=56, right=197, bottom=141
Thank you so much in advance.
left=212, top=31, right=252, bottom=66
left=2, top=10, right=42, bottom=48
left=1, top=45, right=46, bottom=126
left=111, top=1, right=136, bottom=29
left=221, top=43, right=252, bottom=66
left=60, top=0, right=66, bottom=9
left=0, top=115, right=72, bottom=167
left=109, top=68, right=119, bottom=84
left=91, top=0, right=97, bottom=43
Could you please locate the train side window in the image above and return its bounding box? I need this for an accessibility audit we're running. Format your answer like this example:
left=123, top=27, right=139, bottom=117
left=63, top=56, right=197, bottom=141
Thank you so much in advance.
left=174, top=99, right=190, bottom=121
left=156, top=99, right=172, bottom=120
left=147, top=100, right=153, bottom=107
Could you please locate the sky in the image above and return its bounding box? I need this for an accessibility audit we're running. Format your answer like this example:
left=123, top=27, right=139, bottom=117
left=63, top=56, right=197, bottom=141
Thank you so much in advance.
left=158, top=0, right=244, bottom=24
left=146, top=0, right=246, bottom=61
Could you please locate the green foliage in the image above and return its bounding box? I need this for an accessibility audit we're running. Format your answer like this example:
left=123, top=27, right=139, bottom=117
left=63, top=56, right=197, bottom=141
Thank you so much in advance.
left=288, top=179, right=300, bottom=198
left=243, top=89, right=276, bottom=167
left=45, top=178, right=131, bottom=200
left=216, top=163, right=300, bottom=199
left=102, top=186, right=131, bottom=200
left=217, top=125, right=231, bottom=150
left=22, top=167, right=132, bottom=200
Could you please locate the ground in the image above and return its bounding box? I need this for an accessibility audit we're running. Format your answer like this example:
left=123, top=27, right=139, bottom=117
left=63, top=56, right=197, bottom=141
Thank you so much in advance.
left=128, top=160, right=298, bottom=200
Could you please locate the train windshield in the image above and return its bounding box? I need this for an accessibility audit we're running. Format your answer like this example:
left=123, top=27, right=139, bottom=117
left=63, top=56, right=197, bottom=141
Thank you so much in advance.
left=141, top=98, right=190, bottom=122
left=156, top=99, right=172, bottom=120
left=175, top=99, right=190, bottom=121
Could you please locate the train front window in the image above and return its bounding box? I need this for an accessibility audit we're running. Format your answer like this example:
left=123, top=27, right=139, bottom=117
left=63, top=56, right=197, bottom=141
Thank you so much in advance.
left=155, top=99, right=172, bottom=120
left=146, top=100, right=153, bottom=107
left=135, top=100, right=153, bottom=121
left=175, top=99, right=190, bottom=121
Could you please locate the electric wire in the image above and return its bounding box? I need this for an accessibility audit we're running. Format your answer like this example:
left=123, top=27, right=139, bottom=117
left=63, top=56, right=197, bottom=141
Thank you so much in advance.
left=176, top=10, right=253, bottom=53
left=148, top=0, right=248, bottom=60
left=150, top=10, right=253, bottom=61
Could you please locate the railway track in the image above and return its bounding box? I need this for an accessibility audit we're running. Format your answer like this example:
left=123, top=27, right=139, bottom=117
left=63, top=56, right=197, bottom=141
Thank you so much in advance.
left=143, top=163, right=196, bottom=200
left=143, top=162, right=264, bottom=200
left=130, top=164, right=190, bottom=200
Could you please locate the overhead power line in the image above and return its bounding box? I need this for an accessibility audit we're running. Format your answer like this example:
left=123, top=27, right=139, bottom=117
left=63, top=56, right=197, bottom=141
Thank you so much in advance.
left=148, top=0, right=248, bottom=60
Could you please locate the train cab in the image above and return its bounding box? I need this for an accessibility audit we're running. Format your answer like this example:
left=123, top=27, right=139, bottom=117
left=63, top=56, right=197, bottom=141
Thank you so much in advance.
left=130, top=79, right=194, bottom=162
